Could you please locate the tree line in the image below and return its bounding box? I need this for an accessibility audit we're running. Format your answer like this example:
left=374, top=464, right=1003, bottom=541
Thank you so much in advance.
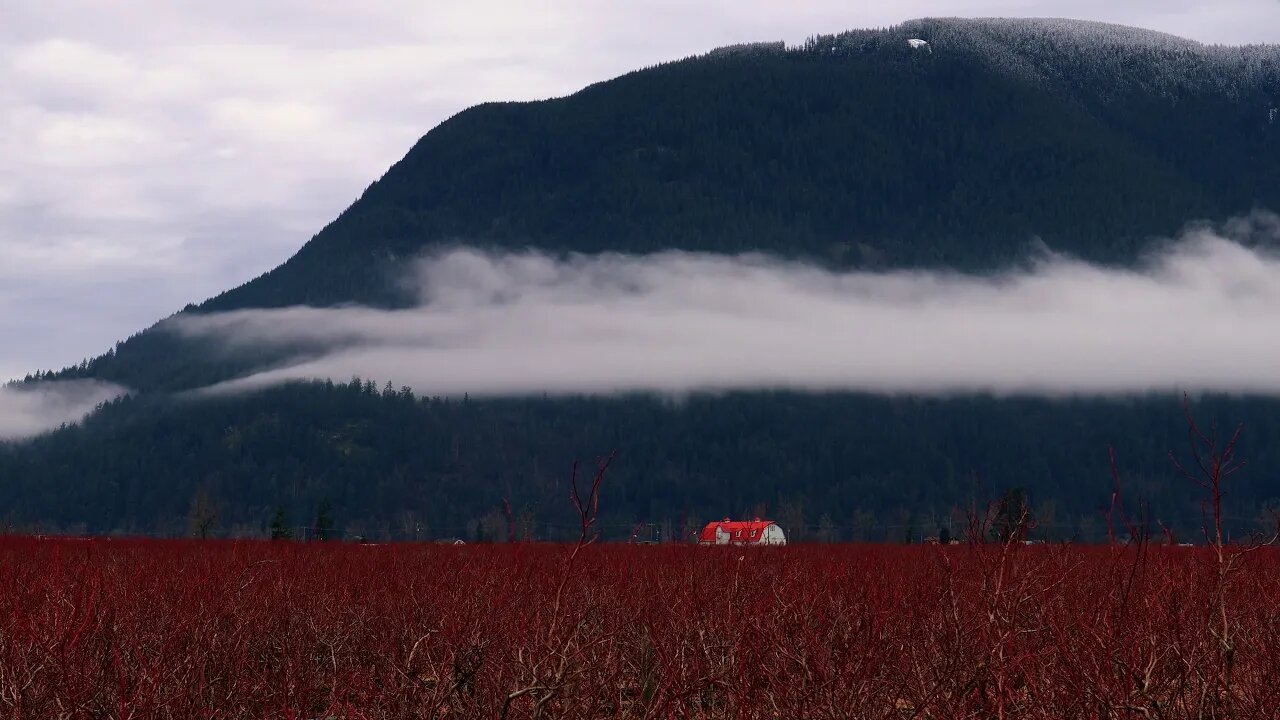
left=3, top=379, right=1277, bottom=542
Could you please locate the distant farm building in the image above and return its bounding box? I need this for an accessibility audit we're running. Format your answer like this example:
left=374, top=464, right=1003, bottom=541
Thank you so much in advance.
left=699, top=519, right=787, bottom=546
left=907, top=38, right=932, bottom=53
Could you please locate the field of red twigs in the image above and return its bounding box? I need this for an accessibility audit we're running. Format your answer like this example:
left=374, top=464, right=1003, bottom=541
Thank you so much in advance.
left=2, top=536, right=1279, bottom=719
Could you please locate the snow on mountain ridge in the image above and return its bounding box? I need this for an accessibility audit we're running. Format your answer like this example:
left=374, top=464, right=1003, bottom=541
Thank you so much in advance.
left=792, top=17, right=1279, bottom=103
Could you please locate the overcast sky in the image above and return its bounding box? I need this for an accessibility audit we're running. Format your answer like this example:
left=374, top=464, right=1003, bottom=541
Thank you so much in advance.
left=3, top=1, right=1280, bottom=383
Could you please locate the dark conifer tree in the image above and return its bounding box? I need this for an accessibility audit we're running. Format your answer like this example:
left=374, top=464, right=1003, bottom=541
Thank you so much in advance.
left=269, top=507, right=292, bottom=541
left=313, top=500, right=334, bottom=541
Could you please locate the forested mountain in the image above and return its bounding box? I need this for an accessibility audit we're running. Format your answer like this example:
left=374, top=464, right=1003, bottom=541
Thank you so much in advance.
left=58, top=18, right=1280, bottom=393
left=7, top=18, right=1280, bottom=537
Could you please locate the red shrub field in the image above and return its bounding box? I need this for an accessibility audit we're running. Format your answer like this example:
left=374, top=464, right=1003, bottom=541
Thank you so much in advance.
left=2, top=535, right=1279, bottom=719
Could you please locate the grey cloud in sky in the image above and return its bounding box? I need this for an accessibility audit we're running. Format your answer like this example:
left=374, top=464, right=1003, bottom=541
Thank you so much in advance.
left=3, top=1, right=1280, bottom=382
left=170, top=214, right=1280, bottom=399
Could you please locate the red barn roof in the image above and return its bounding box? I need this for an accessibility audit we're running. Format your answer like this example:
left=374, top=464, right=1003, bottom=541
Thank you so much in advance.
left=699, top=518, right=778, bottom=545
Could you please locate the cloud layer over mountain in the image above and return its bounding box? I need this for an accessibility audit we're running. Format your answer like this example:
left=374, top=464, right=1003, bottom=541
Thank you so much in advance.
left=0, top=380, right=127, bottom=441
left=169, top=214, right=1280, bottom=398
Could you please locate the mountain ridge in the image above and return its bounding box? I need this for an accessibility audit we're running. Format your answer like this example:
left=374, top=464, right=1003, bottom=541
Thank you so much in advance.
left=210, top=16, right=1280, bottom=298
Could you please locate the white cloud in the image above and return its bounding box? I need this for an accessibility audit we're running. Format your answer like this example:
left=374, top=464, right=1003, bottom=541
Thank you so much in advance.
left=170, top=214, right=1280, bottom=398
left=1, top=1, right=1278, bottom=383
left=0, top=380, right=127, bottom=441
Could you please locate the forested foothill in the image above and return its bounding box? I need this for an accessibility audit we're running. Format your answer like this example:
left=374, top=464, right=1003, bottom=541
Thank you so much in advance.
left=3, top=379, right=1278, bottom=542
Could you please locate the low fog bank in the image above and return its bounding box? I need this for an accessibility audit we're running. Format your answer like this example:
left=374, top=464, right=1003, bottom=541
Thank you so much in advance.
left=172, top=213, right=1280, bottom=399
left=0, top=380, right=128, bottom=441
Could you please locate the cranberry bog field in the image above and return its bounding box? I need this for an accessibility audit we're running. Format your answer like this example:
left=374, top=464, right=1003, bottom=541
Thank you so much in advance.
left=2, top=536, right=1279, bottom=719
